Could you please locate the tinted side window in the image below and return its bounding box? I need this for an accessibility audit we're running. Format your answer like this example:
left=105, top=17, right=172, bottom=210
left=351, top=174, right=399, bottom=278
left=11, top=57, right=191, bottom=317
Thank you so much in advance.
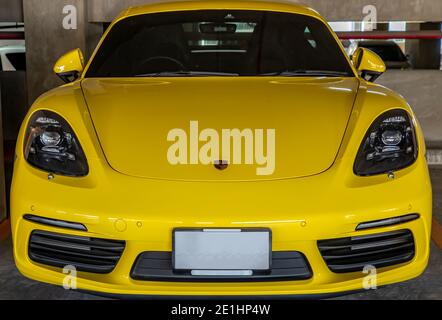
left=6, top=52, right=27, bottom=71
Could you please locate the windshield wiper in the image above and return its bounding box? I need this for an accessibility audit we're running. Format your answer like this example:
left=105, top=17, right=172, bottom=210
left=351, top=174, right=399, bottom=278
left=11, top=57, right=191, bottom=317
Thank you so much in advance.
left=260, top=70, right=351, bottom=77
left=135, top=70, right=350, bottom=77
left=135, top=71, right=239, bottom=77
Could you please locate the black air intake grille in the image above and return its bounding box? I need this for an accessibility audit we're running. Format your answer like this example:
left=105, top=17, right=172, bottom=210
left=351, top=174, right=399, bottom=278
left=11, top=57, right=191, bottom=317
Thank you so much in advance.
left=131, top=251, right=312, bottom=282
left=318, top=229, right=415, bottom=273
left=29, top=230, right=125, bottom=274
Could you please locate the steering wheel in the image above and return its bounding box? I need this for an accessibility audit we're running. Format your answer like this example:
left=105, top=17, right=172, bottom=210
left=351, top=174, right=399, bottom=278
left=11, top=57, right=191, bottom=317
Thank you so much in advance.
left=138, top=56, right=186, bottom=72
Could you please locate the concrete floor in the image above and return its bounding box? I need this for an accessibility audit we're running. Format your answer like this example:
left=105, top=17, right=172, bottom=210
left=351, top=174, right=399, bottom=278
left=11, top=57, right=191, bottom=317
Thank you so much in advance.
left=0, top=169, right=441, bottom=300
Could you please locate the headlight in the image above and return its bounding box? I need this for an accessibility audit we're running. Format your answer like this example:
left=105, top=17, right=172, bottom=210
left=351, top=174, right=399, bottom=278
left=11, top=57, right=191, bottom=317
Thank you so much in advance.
left=24, top=110, right=88, bottom=177
left=354, top=109, right=418, bottom=176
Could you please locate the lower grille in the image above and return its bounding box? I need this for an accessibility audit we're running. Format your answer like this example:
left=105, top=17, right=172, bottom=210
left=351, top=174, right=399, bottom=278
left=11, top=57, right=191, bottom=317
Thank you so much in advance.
left=131, top=251, right=312, bottom=282
left=318, top=229, right=415, bottom=273
left=29, top=230, right=125, bottom=274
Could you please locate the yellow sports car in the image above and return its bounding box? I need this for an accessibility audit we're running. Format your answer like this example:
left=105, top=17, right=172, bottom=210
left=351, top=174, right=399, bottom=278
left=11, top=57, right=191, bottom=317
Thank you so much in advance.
left=11, top=0, right=432, bottom=298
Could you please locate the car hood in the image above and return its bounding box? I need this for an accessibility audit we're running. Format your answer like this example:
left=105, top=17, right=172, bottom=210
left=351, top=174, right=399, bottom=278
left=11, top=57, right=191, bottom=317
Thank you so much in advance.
left=81, top=77, right=359, bottom=181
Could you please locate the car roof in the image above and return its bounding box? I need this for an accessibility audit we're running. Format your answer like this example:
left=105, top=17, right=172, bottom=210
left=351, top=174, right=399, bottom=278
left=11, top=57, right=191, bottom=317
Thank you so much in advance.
left=121, top=0, right=322, bottom=21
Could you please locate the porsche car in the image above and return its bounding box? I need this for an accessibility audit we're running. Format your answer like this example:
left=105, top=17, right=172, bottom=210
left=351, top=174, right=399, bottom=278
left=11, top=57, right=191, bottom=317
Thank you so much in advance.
left=11, top=0, right=432, bottom=298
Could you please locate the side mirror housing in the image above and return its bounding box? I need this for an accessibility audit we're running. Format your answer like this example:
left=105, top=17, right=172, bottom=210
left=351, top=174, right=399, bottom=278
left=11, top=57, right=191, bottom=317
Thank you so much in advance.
left=53, top=49, right=85, bottom=83
left=351, top=47, right=386, bottom=82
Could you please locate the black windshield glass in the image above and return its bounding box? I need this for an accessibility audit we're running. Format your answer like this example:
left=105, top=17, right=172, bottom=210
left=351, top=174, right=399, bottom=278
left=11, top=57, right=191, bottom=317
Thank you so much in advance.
left=86, top=10, right=353, bottom=77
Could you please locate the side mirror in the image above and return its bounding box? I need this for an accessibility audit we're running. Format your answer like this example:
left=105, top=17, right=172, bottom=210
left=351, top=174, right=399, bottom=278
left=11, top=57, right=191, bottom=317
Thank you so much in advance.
left=351, top=47, right=386, bottom=82
left=53, top=48, right=84, bottom=83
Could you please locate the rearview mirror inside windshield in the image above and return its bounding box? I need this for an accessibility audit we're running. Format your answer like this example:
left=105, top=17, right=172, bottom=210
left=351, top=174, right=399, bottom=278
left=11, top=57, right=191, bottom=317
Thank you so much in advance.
left=199, top=23, right=237, bottom=34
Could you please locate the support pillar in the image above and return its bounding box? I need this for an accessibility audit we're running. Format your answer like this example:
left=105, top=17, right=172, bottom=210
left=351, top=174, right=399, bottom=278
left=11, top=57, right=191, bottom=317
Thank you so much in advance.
left=23, top=0, right=102, bottom=104
left=0, top=83, right=6, bottom=222
left=406, top=22, right=441, bottom=69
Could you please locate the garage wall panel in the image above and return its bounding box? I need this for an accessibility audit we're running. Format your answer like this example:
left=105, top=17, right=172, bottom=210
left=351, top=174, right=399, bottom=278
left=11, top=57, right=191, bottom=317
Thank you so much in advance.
left=0, top=0, right=23, bottom=22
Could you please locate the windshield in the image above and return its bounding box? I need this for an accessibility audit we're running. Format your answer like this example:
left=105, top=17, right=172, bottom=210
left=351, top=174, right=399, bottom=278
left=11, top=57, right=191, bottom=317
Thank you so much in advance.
left=86, top=10, right=354, bottom=77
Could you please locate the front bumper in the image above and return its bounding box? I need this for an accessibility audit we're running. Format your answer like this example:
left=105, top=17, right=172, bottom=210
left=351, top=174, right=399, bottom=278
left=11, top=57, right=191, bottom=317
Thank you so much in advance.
left=11, top=154, right=432, bottom=297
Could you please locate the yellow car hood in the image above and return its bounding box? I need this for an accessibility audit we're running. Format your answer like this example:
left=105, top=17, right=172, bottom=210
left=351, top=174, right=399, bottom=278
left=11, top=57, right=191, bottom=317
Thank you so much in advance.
left=81, top=77, right=359, bottom=181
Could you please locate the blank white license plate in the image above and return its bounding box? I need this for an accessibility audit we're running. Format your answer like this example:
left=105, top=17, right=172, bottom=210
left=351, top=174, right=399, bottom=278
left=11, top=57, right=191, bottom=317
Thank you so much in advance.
left=173, top=229, right=271, bottom=271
